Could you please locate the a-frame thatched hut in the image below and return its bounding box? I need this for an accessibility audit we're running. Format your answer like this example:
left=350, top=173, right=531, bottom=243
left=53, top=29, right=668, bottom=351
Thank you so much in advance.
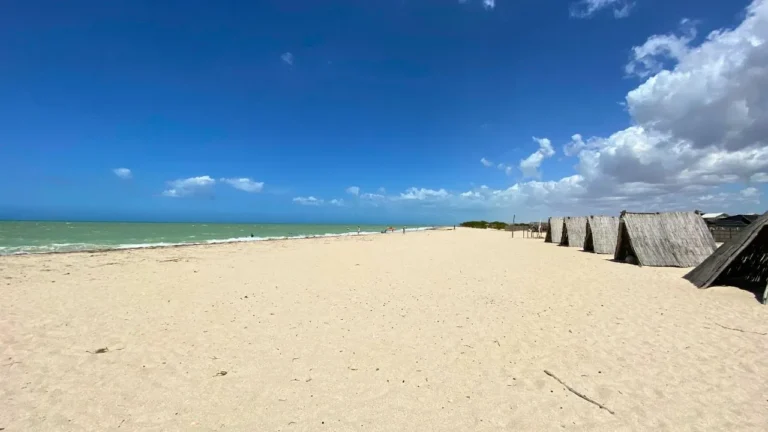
left=545, top=217, right=564, bottom=244
left=614, top=211, right=716, bottom=267
left=562, top=216, right=588, bottom=248
left=684, top=211, right=768, bottom=291
left=584, top=215, right=619, bottom=254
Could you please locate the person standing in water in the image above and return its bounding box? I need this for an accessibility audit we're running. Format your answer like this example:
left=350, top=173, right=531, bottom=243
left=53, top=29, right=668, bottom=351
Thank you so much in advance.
left=357, top=226, right=360, bottom=235
left=403, top=226, right=406, bottom=234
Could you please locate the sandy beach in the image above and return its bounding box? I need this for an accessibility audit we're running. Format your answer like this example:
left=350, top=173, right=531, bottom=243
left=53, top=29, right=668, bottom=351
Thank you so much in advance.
left=2, top=228, right=767, bottom=431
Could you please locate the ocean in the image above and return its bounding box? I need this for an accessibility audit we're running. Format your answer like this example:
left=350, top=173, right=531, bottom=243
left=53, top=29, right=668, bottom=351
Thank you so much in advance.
left=0, top=221, right=435, bottom=255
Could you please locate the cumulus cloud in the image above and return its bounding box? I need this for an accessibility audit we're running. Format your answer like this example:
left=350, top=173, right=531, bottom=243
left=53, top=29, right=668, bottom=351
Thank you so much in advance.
left=293, top=196, right=323, bottom=206
left=480, top=157, right=494, bottom=167
left=345, top=186, right=360, bottom=196
left=113, top=168, right=132, bottom=180
left=519, top=137, right=555, bottom=178
left=398, top=187, right=450, bottom=201
left=625, top=19, right=697, bottom=78
left=162, top=176, right=216, bottom=198
left=355, top=3, right=768, bottom=219
left=532, top=0, right=768, bottom=214
left=626, top=4, right=768, bottom=153
left=281, top=52, right=294, bottom=66
left=570, top=0, right=634, bottom=19
left=220, top=178, right=264, bottom=193
left=329, top=198, right=345, bottom=206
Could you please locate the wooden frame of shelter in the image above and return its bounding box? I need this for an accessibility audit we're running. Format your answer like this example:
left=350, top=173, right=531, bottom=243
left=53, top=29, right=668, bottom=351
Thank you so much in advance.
left=561, top=216, right=588, bottom=248
left=614, top=211, right=716, bottom=267
left=684, top=211, right=768, bottom=303
left=544, top=217, right=564, bottom=244
left=583, top=215, right=619, bottom=254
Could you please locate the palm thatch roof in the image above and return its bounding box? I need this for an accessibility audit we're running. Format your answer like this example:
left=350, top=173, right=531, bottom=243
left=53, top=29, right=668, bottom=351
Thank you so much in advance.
left=584, top=215, right=619, bottom=254
left=684, top=211, right=768, bottom=289
left=614, top=211, right=716, bottom=267
left=544, top=217, right=564, bottom=244
left=562, top=216, right=588, bottom=248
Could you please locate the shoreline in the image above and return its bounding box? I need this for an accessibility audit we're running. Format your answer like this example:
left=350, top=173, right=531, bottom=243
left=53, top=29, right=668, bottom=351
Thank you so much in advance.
left=0, top=225, right=444, bottom=257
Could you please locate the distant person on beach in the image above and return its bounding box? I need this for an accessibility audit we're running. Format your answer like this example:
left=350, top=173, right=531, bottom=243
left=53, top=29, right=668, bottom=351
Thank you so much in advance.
left=403, top=226, right=406, bottom=234
left=250, top=233, right=254, bottom=237
left=357, top=226, right=360, bottom=235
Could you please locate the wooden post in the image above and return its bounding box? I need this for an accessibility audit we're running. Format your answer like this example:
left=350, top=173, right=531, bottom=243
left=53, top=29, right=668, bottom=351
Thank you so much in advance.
left=511, top=215, right=516, bottom=238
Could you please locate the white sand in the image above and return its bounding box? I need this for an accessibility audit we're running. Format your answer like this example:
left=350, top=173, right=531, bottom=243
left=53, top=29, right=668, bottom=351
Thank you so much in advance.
left=2, top=228, right=767, bottom=431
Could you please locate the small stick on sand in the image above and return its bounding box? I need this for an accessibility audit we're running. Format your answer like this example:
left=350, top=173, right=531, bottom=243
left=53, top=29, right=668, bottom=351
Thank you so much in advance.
left=543, top=370, right=615, bottom=415
left=86, top=347, right=124, bottom=354
left=712, top=322, right=767, bottom=336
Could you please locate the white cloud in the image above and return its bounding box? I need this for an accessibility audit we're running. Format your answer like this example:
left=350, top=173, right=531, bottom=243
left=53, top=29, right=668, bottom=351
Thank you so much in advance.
left=497, top=163, right=514, bottom=176
left=534, top=0, right=768, bottom=214
left=625, top=19, right=697, bottom=78
left=281, top=52, right=294, bottom=66
left=519, top=137, right=555, bottom=178
left=280, top=1, right=767, bottom=220
left=329, top=198, right=345, bottom=206
left=693, top=187, right=761, bottom=206
left=626, top=3, right=768, bottom=153
left=459, top=0, right=494, bottom=11
left=361, top=192, right=386, bottom=200
left=162, top=176, right=216, bottom=198
left=570, top=0, right=634, bottom=19
left=742, top=186, right=760, bottom=197
left=398, top=187, right=450, bottom=201
left=357, top=0, right=768, bottom=218
left=345, top=186, right=360, bottom=196
left=482, top=158, right=513, bottom=174
left=377, top=187, right=387, bottom=194
left=113, top=168, right=132, bottom=180
left=293, top=196, right=323, bottom=206
left=220, top=178, right=264, bottom=193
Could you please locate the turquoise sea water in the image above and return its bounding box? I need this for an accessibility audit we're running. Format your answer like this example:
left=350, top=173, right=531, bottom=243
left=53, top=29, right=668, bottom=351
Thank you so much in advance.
left=0, top=221, right=435, bottom=255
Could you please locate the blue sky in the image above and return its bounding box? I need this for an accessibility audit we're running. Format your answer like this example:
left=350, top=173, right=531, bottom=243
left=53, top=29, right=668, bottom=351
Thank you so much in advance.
left=1, top=0, right=766, bottom=224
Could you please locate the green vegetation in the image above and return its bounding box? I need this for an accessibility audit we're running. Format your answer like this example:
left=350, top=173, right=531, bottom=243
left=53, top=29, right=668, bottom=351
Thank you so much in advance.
left=459, top=220, right=530, bottom=230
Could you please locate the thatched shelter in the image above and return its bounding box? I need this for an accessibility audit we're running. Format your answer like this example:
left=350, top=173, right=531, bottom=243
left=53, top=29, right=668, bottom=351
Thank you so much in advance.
left=562, top=216, right=588, bottom=248
left=544, top=217, right=564, bottom=244
left=584, top=215, right=619, bottom=254
left=614, top=211, right=716, bottom=267
left=684, top=211, right=768, bottom=291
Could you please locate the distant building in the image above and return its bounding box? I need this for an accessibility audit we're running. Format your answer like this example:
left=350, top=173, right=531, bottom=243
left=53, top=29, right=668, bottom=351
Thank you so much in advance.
left=704, top=213, right=760, bottom=242
left=701, top=212, right=729, bottom=222
left=707, top=214, right=758, bottom=229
